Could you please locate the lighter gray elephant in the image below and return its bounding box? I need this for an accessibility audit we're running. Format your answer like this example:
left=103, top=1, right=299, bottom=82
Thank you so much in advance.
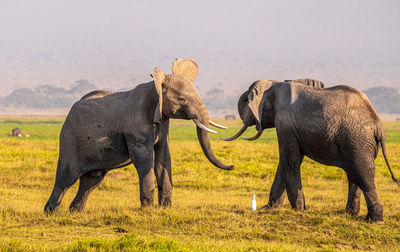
left=44, top=58, right=233, bottom=213
left=223, top=79, right=398, bottom=222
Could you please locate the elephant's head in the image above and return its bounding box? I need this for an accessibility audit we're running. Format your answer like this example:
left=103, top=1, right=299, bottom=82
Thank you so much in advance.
left=222, top=80, right=275, bottom=141
left=151, top=58, right=233, bottom=170
left=222, top=78, right=326, bottom=141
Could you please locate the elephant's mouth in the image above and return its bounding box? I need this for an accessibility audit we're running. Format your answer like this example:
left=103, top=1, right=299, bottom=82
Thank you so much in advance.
left=171, top=106, right=198, bottom=120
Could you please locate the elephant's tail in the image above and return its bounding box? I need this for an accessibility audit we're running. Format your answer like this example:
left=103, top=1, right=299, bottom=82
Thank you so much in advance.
left=379, top=134, right=400, bottom=187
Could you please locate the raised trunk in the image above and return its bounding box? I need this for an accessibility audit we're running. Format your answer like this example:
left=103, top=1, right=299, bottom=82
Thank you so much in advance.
left=196, top=126, right=233, bottom=170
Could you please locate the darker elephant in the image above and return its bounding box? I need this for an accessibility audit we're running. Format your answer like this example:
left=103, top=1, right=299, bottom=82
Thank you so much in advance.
left=44, top=58, right=233, bottom=213
left=223, top=79, right=398, bottom=222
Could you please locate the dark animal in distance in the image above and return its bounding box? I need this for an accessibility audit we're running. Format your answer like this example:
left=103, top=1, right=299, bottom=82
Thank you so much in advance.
left=12, top=128, right=22, bottom=137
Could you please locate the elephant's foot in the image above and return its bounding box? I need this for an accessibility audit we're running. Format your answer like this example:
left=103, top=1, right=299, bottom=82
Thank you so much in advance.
left=140, top=197, right=154, bottom=208
left=260, top=202, right=281, bottom=210
left=259, top=204, right=273, bottom=210
left=44, top=202, right=60, bottom=215
left=44, top=184, right=70, bottom=215
left=69, top=202, right=86, bottom=212
left=159, top=198, right=172, bottom=208
left=365, top=209, right=384, bottom=223
left=361, top=188, right=384, bottom=223
left=365, top=214, right=384, bottom=224
left=345, top=206, right=360, bottom=216
left=288, top=189, right=306, bottom=211
left=266, top=193, right=285, bottom=209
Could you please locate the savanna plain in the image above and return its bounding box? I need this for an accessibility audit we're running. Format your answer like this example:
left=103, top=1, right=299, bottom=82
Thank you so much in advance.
left=0, top=117, right=400, bottom=251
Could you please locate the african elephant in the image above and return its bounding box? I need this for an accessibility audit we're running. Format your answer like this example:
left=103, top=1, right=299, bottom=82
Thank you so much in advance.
left=223, top=79, right=398, bottom=222
left=44, top=58, right=233, bottom=213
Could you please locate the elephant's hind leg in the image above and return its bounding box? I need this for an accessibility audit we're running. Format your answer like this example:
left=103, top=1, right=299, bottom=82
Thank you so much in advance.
left=69, top=170, right=107, bottom=212
left=345, top=178, right=361, bottom=216
left=348, top=159, right=383, bottom=222
left=44, top=161, right=79, bottom=213
left=363, top=187, right=383, bottom=223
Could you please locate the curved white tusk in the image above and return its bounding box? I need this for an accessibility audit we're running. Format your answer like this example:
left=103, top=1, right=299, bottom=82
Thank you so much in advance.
left=209, top=120, right=228, bottom=129
left=193, top=119, right=217, bottom=134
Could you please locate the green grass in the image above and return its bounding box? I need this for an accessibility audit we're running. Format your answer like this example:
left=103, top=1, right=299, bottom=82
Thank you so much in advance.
left=0, top=117, right=400, bottom=251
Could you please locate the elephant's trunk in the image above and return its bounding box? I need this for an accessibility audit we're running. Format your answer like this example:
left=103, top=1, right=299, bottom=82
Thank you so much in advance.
left=196, top=126, right=233, bottom=170
left=193, top=109, right=233, bottom=170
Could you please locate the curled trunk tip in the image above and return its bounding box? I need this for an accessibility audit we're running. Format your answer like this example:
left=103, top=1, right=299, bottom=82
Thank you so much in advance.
left=197, top=126, right=234, bottom=170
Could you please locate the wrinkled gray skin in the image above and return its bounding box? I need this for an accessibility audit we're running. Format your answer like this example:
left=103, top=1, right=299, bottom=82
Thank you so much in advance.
left=226, top=79, right=398, bottom=222
left=44, top=58, right=233, bottom=213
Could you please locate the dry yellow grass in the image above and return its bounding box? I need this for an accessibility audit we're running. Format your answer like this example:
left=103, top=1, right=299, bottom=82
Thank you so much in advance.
left=0, top=118, right=399, bottom=251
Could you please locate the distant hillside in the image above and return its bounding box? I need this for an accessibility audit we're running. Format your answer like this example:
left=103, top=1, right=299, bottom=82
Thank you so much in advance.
left=364, top=87, right=400, bottom=114
left=0, top=83, right=399, bottom=116
left=0, top=80, right=96, bottom=109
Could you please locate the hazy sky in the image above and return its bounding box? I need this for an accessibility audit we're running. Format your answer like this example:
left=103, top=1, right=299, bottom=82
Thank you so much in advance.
left=0, top=0, right=399, bottom=94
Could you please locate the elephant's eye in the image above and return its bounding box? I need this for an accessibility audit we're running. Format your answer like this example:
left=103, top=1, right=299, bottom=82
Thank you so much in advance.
left=178, top=97, right=186, bottom=103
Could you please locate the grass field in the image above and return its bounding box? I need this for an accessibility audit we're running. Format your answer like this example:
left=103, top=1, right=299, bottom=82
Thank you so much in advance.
left=0, top=117, right=399, bottom=251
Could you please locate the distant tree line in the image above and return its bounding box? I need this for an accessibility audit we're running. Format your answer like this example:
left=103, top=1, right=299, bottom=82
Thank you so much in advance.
left=0, top=80, right=399, bottom=114
left=0, top=80, right=96, bottom=109
left=364, top=87, right=400, bottom=114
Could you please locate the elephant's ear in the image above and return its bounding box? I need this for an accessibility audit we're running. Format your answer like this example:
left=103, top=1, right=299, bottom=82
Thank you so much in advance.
left=151, top=67, right=166, bottom=123
left=171, top=58, right=198, bottom=82
left=247, top=80, right=273, bottom=127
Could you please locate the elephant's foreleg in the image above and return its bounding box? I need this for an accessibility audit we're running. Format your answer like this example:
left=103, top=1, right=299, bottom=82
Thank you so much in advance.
left=154, top=141, right=172, bottom=208
left=44, top=160, right=79, bottom=213
left=127, top=134, right=155, bottom=207
left=69, top=170, right=107, bottom=212
left=345, top=179, right=361, bottom=216
left=280, top=146, right=305, bottom=211
left=133, top=156, right=155, bottom=207
left=266, top=163, right=286, bottom=208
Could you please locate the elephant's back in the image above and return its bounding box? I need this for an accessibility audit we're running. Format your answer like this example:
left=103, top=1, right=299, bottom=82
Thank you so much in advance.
left=324, top=85, right=380, bottom=122
left=63, top=82, right=156, bottom=132
left=288, top=84, right=382, bottom=166
left=323, top=86, right=383, bottom=162
left=80, top=90, right=114, bottom=100
left=61, top=91, right=132, bottom=139
left=285, top=78, right=325, bottom=89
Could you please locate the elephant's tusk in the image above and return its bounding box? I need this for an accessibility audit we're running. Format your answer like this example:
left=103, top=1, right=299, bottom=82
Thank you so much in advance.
left=241, top=129, right=263, bottom=141
left=209, top=120, right=228, bottom=129
left=193, top=119, right=217, bottom=134
left=220, top=125, right=248, bottom=141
